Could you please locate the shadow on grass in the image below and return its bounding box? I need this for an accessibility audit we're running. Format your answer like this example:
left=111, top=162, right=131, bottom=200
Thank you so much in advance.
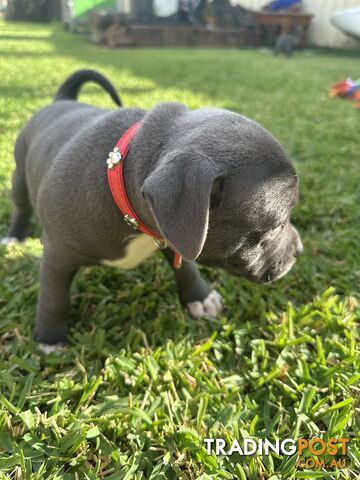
left=312, top=46, right=360, bottom=58
left=0, top=84, right=58, bottom=98
left=0, top=34, right=52, bottom=41
left=0, top=50, right=56, bottom=57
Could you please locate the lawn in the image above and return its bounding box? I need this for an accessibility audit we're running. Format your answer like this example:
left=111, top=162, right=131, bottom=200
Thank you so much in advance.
left=0, top=20, right=359, bottom=480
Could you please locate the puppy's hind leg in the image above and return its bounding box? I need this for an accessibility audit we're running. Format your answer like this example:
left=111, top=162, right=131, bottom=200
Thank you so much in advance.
left=2, top=135, right=32, bottom=244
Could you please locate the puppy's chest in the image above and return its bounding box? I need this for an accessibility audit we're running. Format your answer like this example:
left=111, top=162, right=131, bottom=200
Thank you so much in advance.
left=102, top=234, right=158, bottom=269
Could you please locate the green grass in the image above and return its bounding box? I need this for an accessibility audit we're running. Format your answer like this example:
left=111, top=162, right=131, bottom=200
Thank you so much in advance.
left=0, top=21, right=359, bottom=479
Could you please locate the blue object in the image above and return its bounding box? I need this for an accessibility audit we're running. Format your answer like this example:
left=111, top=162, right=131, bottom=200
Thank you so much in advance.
left=270, top=0, right=301, bottom=11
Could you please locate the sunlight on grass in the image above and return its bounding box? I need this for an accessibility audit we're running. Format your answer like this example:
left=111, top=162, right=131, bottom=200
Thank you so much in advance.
left=1, top=238, right=43, bottom=260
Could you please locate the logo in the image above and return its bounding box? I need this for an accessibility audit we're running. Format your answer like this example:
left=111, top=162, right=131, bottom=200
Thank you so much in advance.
left=204, top=437, right=350, bottom=470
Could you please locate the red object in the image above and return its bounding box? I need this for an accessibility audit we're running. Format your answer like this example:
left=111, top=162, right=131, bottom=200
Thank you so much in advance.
left=329, top=78, right=360, bottom=107
left=329, top=79, right=353, bottom=98
left=107, top=122, right=182, bottom=269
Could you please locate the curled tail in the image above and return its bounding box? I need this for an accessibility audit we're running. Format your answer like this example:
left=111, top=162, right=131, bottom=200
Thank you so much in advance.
left=54, top=69, right=122, bottom=106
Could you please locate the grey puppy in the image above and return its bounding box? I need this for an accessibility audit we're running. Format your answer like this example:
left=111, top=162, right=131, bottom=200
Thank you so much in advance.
left=274, top=34, right=298, bottom=57
left=2, top=70, right=303, bottom=350
left=274, top=26, right=303, bottom=58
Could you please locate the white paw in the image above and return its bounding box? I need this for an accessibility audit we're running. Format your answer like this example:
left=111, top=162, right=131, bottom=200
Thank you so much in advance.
left=38, top=343, right=65, bottom=354
left=187, top=290, right=223, bottom=319
left=0, top=237, right=20, bottom=245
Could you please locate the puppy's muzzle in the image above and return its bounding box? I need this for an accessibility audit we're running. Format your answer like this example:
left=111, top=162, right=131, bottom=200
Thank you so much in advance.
left=260, top=226, right=303, bottom=283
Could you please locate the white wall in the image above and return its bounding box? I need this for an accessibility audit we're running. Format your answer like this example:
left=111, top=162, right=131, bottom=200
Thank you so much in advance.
left=231, top=0, right=360, bottom=47
left=117, top=0, right=132, bottom=14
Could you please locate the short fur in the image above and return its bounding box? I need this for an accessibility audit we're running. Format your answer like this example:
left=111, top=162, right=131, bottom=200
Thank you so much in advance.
left=3, top=70, right=303, bottom=346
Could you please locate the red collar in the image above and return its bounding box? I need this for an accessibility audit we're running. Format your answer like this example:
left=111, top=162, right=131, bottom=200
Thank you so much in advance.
left=107, top=122, right=182, bottom=269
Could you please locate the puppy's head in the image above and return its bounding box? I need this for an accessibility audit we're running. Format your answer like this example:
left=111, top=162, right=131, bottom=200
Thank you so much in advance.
left=142, top=106, right=303, bottom=283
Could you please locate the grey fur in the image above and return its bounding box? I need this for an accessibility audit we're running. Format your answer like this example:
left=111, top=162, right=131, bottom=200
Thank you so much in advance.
left=4, top=70, right=303, bottom=345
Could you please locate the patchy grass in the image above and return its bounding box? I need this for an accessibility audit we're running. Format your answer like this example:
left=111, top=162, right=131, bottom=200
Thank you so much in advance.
left=0, top=21, right=359, bottom=480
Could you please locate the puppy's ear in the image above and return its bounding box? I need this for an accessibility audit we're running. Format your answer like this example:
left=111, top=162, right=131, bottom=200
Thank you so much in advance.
left=142, top=151, right=219, bottom=261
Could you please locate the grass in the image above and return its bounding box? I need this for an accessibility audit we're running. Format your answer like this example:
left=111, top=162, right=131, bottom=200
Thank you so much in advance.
left=0, top=21, right=359, bottom=480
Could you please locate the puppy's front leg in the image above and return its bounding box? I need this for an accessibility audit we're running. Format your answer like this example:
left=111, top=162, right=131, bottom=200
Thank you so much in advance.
left=33, top=248, right=77, bottom=349
left=161, top=249, right=223, bottom=319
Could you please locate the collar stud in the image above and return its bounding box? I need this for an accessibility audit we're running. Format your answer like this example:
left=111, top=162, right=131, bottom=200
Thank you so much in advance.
left=107, top=147, right=122, bottom=169
left=123, top=214, right=139, bottom=229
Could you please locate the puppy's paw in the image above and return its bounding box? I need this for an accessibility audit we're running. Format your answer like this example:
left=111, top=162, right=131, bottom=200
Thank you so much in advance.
left=33, top=323, right=68, bottom=351
left=187, top=290, right=223, bottom=319
left=0, top=237, right=20, bottom=246
left=37, top=343, right=66, bottom=355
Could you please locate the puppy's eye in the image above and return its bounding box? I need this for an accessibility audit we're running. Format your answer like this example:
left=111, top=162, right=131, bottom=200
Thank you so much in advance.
left=247, top=230, right=263, bottom=244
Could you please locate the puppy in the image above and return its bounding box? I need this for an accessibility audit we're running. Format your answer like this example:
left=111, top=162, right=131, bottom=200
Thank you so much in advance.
left=274, top=34, right=297, bottom=57
left=274, top=26, right=302, bottom=58
left=2, top=70, right=303, bottom=349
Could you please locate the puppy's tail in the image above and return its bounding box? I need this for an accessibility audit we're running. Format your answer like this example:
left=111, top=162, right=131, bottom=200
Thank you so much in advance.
left=54, top=69, right=122, bottom=106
